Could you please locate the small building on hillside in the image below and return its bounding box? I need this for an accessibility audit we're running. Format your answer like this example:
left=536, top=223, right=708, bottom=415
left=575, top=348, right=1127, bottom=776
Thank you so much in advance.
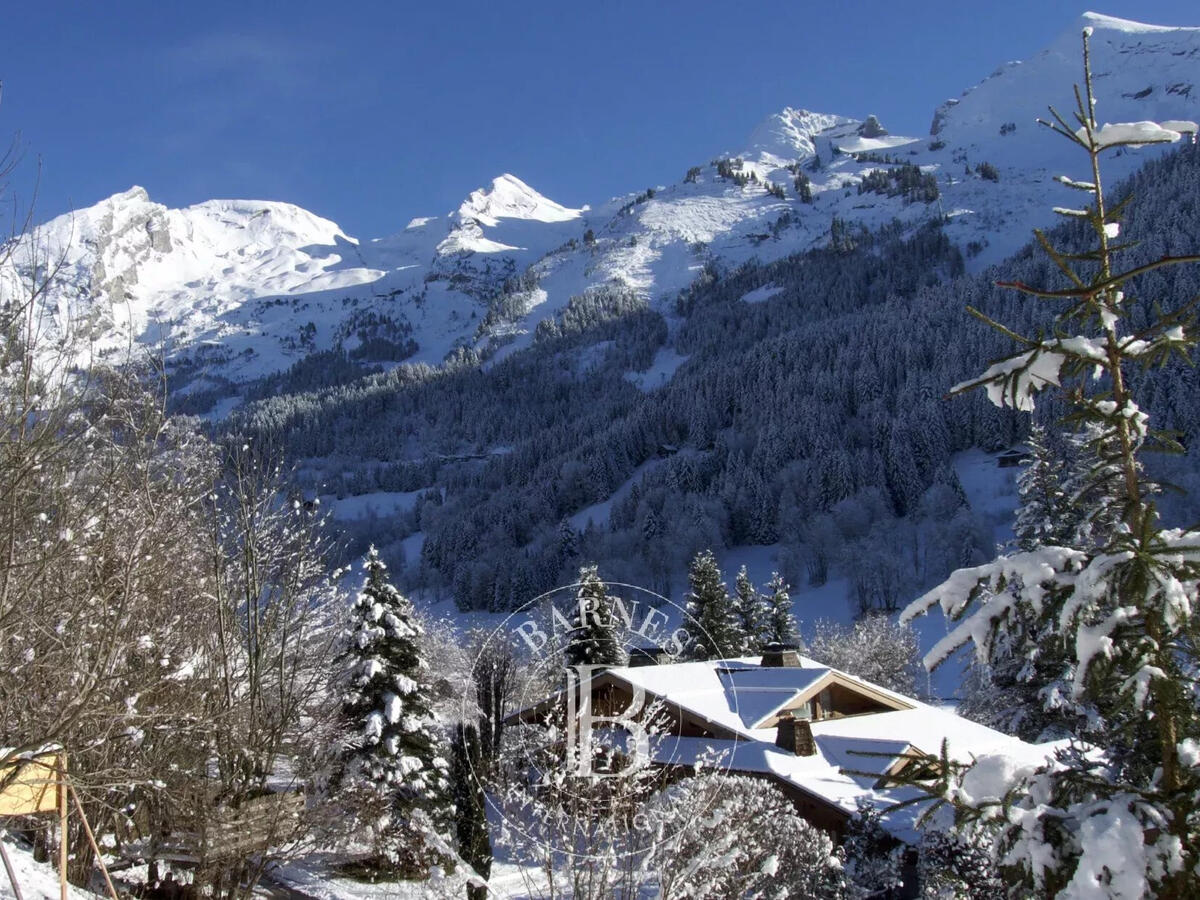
left=997, top=448, right=1032, bottom=468
left=509, top=649, right=1056, bottom=845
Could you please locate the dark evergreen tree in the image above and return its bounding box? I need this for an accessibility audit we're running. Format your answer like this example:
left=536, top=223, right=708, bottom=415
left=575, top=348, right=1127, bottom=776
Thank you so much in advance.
left=793, top=171, right=813, bottom=203
left=556, top=518, right=579, bottom=570
left=730, top=565, right=769, bottom=652
left=683, top=550, right=742, bottom=660
left=450, top=722, right=491, bottom=900
left=762, top=572, right=798, bottom=647
left=565, top=564, right=628, bottom=667
left=341, top=547, right=453, bottom=874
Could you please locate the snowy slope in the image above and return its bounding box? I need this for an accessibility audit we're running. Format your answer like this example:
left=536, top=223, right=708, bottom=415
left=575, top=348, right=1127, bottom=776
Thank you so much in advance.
left=435, top=12, right=1200, bottom=365
left=5, top=12, right=1198, bottom=398
left=923, top=11, right=1200, bottom=265
left=2, top=175, right=585, bottom=390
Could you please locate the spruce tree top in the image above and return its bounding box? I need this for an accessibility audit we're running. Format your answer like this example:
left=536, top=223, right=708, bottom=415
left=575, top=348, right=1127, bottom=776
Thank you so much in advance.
left=565, top=564, right=628, bottom=668
left=684, top=550, right=742, bottom=660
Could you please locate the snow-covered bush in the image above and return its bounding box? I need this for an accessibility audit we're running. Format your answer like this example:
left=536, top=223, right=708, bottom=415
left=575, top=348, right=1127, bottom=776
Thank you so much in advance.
left=643, top=773, right=848, bottom=899
left=495, top=699, right=670, bottom=899
left=918, top=825, right=1003, bottom=899
left=804, top=616, right=923, bottom=696
left=842, top=799, right=904, bottom=898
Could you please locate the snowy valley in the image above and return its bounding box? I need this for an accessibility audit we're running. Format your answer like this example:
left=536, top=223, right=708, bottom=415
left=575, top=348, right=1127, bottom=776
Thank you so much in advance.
left=4, top=9, right=1200, bottom=900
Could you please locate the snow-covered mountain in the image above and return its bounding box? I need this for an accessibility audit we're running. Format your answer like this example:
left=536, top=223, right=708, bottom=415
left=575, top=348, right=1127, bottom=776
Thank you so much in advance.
left=5, top=12, right=1198, bottom=404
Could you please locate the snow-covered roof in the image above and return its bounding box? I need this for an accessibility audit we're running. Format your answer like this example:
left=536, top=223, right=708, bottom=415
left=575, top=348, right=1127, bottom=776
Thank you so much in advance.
left=609, top=655, right=915, bottom=735
left=609, top=658, right=831, bottom=732
left=594, top=656, right=1056, bottom=844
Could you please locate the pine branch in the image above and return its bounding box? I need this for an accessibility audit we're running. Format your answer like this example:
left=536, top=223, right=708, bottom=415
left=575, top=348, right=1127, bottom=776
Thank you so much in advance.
left=996, top=254, right=1200, bottom=299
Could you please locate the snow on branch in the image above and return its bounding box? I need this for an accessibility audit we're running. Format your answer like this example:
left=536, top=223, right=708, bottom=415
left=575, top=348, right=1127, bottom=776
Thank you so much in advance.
left=901, top=547, right=1086, bottom=669
left=954, top=347, right=1066, bottom=411
left=1076, top=120, right=1195, bottom=149
left=1054, top=175, right=1097, bottom=192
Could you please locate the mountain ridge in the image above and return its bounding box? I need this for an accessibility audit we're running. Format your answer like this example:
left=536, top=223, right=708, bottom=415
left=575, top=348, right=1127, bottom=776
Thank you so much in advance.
left=5, top=11, right=1198, bottom=406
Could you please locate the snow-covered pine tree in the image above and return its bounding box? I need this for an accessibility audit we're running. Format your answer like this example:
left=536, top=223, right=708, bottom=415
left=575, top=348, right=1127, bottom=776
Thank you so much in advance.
left=564, top=564, right=628, bottom=667
left=340, top=547, right=453, bottom=875
left=683, top=550, right=742, bottom=660
left=963, top=419, right=1143, bottom=740
left=1013, top=424, right=1076, bottom=551
left=762, top=571, right=799, bottom=647
left=731, top=565, right=769, bottom=652
left=1060, top=421, right=1132, bottom=550
left=961, top=427, right=1074, bottom=739
left=902, top=29, right=1200, bottom=898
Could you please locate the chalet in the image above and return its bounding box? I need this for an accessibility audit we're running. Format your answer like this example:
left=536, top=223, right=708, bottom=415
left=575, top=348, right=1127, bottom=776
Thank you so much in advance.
left=997, top=448, right=1032, bottom=468
left=508, top=648, right=1057, bottom=846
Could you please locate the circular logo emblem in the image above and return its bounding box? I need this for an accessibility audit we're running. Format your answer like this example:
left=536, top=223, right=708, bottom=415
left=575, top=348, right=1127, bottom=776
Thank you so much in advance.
left=459, top=580, right=743, bottom=864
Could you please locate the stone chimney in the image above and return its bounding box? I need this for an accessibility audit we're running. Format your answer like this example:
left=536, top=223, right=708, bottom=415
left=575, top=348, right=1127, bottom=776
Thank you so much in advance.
left=775, top=713, right=816, bottom=757
left=761, top=642, right=802, bottom=668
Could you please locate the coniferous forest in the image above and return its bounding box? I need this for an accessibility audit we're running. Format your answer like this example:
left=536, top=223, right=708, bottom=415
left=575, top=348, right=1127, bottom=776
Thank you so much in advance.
left=230, top=144, right=1200, bottom=615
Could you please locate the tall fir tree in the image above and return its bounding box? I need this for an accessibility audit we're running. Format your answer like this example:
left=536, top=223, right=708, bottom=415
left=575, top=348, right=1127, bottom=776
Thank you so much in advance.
left=449, top=722, right=491, bottom=900
left=341, top=547, right=454, bottom=875
left=762, top=572, right=799, bottom=648
left=730, top=565, right=769, bottom=652
left=903, top=32, right=1200, bottom=897
left=683, top=550, right=742, bottom=660
left=565, top=564, right=628, bottom=667
left=965, top=424, right=1109, bottom=741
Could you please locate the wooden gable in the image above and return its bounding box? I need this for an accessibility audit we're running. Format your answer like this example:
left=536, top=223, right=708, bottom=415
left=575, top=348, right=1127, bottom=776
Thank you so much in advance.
left=752, top=670, right=915, bottom=729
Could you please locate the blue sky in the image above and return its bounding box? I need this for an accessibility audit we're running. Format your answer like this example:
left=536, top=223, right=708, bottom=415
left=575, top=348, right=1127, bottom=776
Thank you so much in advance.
left=2, top=1, right=1197, bottom=238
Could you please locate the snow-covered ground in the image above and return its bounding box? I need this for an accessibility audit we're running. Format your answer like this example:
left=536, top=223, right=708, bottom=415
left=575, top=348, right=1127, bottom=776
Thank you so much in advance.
left=324, top=490, right=424, bottom=522
left=624, top=345, right=690, bottom=392
left=953, top=447, right=1021, bottom=547
left=267, top=854, right=549, bottom=900
left=738, top=284, right=782, bottom=305
left=903, top=448, right=1024, bottom=699
left=0, top=838, right=99, bottom=900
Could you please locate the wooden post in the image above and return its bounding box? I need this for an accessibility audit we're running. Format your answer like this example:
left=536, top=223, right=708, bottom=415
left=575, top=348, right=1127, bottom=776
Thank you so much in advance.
left=57, top=756, right=68, bottom=900
left=67, top=782, right=119, bottom=900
